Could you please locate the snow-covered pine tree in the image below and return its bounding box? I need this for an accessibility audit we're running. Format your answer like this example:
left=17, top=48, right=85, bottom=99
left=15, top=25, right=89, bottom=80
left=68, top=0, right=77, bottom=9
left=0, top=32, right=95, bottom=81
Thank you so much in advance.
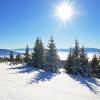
left=32, top=37, right=45, bottom=69
left=65, top=48, right=74, bottom=74
left=45, top=37, right=59, bottom=73
left=72, top=40, right=81, bottom=74
left=24, top=45, right=30, bottom=65
left=97, top=51, right=100, bottom=78
left=65, top=40, right=80, bottom=74
left=91, top=54, right=99, bottom=77
left=65, top=40, right=90, bottom=76
left=15, top=53, right=22, bottom=64
left=79, top=46, right=90, bottom=76
left=9, top=51, right=14, bottom=62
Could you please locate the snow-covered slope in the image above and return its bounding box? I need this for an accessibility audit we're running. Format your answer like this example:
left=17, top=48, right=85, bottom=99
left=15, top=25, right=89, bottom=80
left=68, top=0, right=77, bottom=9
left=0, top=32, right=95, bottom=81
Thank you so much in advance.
left=0, top=63, right=100, bottom=100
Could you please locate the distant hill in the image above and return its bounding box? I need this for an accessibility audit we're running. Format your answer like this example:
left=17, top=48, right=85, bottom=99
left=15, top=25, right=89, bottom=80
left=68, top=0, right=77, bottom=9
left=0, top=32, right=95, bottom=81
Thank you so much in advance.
left=0, top=49, right=22, bottom=56
left=58, top=48, right=100, bottom=52
left=12, top=48, right=100, bottom=53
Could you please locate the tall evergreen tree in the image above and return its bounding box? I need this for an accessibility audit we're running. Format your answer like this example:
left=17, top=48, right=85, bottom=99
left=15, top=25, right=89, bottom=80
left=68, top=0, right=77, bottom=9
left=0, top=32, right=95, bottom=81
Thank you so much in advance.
left=72, top=40, right=81, bottom=74
left=24, top=45, right=30, bottom=65
left=91, top=54, right=100, bottom=78
left=79, top=46, right=90, bottom=76
left=45, top=37, right=59, bottom=72
left=65, top=40, right=90, bottom=76
left=9, top=51, right=14, bottom=62
left=32, top=37, right=45, bottom=69
left=15, top=53, right=22, bottom=63
left=65, top=48, right=74, bottom=74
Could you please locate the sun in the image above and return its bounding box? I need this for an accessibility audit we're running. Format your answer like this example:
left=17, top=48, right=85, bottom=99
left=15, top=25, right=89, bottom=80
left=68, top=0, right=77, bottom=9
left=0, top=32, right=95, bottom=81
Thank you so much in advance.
left=54, top=1, right=76, bottom=23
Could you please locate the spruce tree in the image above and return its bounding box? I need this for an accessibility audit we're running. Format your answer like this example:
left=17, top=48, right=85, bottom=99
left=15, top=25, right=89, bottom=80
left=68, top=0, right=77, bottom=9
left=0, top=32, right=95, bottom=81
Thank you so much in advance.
left=24, top=45, right=30, bottom=65
left=45, top=37, right=59, bottom=72
left=9, top=51, right=14, bottom=62
left=91, top=54, right=99, bottom=77
left=72, top=40, right=80, bottom=74
left=97, top=51, right=100, bottom=78
left=79, top=46, right=90, bottom=76
left=65, top=40, right=90, bottom=76
left=32, top=37, right=45, bottom=69
left=15, top=53, right=22, bottom=63
left=65, top=48, right=74, bottom=74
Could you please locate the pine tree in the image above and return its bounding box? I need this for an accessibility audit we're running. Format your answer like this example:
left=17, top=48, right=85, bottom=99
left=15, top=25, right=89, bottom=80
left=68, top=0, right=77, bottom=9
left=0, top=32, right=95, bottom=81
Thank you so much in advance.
left=45, top=37, right=59, bottom=72
left=97, top=50, right=100, bottom=64
left=91, top=51, right=100, bottom=78
left=65, top=40, right=79, bottom=74
left=91, top=54, right=99, bottom=77
left=73, top=40, right=80, bottom=58
left=97, top=51, right=100, bottom=78
left=65, top=48, right=74, bottom=74
left=9, top=51, right=14, bottom=62
left=79, top=46, right=90, bottom=76
left=72, top=40, right=81, bottom=74
left=15, top=53, right=22, bottom=63
left=32, top=37, right=45, bottom=69
left=65, top=40, right=90, bottom=76
left=24, top=45, right=30, bottom=65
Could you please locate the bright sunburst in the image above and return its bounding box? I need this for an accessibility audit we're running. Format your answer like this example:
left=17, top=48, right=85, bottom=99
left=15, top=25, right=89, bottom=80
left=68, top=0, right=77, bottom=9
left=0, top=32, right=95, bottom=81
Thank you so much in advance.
left=54, top=0, right=76, bottom=23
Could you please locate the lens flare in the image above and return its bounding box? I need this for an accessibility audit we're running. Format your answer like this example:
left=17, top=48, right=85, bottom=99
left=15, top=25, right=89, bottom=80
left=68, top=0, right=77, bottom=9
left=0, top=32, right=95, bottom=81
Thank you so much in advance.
left=54, top=1, right=76, bottom=23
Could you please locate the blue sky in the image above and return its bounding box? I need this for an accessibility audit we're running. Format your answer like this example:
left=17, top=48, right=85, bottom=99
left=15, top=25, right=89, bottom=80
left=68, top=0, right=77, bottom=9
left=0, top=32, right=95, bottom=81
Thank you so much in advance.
left=0, top=0, right=100, bottom=49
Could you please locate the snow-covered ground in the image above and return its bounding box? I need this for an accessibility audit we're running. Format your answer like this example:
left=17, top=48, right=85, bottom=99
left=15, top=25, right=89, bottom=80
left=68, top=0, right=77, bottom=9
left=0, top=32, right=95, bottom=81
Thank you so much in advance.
left=0, top=63, right=100, bottom=100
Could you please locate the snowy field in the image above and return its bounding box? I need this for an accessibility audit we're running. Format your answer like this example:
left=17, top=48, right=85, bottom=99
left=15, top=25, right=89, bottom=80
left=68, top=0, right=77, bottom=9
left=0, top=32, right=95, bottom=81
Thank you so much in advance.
left=0, top=63, right=100, bottom=100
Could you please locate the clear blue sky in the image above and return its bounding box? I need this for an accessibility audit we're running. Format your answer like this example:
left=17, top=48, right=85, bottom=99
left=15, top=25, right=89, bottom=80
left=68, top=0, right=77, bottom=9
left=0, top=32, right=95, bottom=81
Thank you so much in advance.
left=0, top=0, right=100, bottom=49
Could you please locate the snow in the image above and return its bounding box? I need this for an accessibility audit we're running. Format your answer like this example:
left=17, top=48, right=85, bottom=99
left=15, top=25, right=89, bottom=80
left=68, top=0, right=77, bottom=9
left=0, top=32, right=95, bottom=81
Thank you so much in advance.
left=0, top=63, right=100, bottom=100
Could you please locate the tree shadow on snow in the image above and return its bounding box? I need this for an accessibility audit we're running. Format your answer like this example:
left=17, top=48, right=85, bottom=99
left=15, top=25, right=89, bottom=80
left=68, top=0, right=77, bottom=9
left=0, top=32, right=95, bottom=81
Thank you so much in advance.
left=69, top=75, right=100, bottom=94
left=29, top=70, right=57, bottom=84
left=9, top=65, right=57, bottom=83
left=9, top=65, right=34, bottom=73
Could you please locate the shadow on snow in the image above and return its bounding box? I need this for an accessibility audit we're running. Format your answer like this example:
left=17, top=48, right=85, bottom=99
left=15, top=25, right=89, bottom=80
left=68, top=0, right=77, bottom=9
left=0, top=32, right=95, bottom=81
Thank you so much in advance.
left=29, top=70, right=57, bottom=84
left=8, top=65, right=100, bottom=94
left=69, top=74, right=100, bottom=94
left=8, top=65, right=34, bottom=73
left=9, top=65, right=57, bottom=83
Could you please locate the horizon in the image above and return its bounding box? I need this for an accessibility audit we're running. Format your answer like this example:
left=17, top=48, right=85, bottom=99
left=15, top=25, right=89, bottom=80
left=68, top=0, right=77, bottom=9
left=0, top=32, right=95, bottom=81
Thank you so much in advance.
left=0, top=0, right=100, bottom=49
left=0, top=47, right=100, bottom=51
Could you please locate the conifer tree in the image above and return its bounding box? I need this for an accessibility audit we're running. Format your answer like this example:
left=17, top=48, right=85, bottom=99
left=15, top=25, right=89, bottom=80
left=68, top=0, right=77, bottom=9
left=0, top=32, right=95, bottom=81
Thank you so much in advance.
left=9, top=51, right=14, bottom=62
left=32, top=37, right=45, bottom=69
left=24, top=45, right=30, bottom=65
left=91, top=54, right=100, bottom=78
left=97, top=51, right=100, bottom=78
left=15, top=53, right=22, bottom=63
left=79, top=46, right=90, bottom=76
left=65, top=40, right=90, bottom=76
left=65, top=48, right=74, bottom=74
left=45, top=37, right=59, bottom=72
left=72, top=40, right=81, bottom=74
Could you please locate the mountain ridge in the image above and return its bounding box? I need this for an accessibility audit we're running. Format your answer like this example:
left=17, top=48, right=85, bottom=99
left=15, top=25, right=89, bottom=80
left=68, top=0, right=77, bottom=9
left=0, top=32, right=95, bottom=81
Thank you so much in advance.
left=0, top=49, right=22, bottom=56
left=0, top=48, right=99, bottom=56
left=11, top=47, right=100, bottom=52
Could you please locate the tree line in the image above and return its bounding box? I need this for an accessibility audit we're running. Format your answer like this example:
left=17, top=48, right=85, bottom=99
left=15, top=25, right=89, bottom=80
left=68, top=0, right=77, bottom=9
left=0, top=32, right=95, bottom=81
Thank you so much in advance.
left=1, top=37, right=100, bottom=78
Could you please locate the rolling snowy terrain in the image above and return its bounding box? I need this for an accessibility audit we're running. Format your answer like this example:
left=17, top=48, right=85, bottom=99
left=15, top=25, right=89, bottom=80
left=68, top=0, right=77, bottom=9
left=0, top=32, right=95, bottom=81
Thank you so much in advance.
left=0, top=63, right=100, bottom=100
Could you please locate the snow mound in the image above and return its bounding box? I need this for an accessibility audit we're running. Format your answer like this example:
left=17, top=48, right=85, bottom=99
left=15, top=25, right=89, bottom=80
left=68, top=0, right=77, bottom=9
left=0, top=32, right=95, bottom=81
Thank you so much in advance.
left=0, top=63, right=100, bottom=100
